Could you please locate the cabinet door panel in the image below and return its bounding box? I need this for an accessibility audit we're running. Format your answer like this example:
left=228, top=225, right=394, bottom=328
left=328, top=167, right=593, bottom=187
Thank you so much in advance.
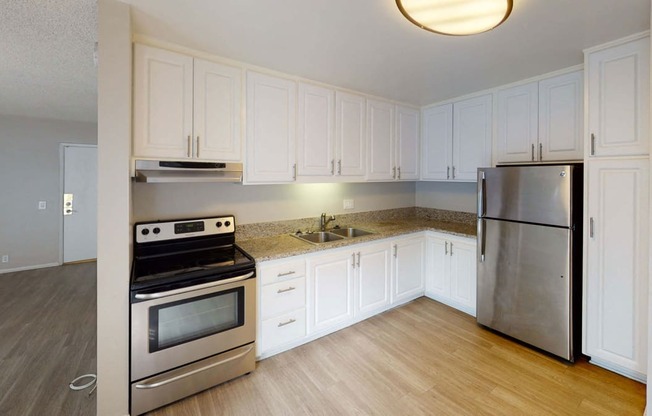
left=421, top=104, right=452, bottom=180
left=393, top=237, right=425, bottom=303
left=426, top=236, right=449, bottom=298
left=245, top=72, right=296, bottom=183
left=298, top=83, right=335, bottom=176
left=538, top=71, right=583, bottom=161
left=588, top=37, right=650, bottom=157
left=396, top=106, right=420, bottom=180
left=367, top=99, right=395, bottom=181
left=448, top=239, right=477, bottom=315
left=336, top=92, right=366, bottom=178
left=133, top=44, right=193, bottom=159
left=496, top=82, right=538, bottom=163
left=453, top=94, right=492, bottom=181
left=357, top=244, right=391, bottom=317
left=586, top=159, right=649, bottom=374
left=310, top=253, right=354, bottom=333
left=193, top=59, right=242, bottom=161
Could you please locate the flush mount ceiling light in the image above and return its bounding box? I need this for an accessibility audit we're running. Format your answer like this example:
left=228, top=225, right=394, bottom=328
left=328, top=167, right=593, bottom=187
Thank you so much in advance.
left=396, top=0, right=513, bottom=36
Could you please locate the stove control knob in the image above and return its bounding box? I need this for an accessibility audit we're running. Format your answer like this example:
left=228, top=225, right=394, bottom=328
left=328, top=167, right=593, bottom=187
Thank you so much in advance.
left=225, top=221, right=231, bottom=227
left=153, top=227, right=161, bottom=234
left=141, top=228, right=150, bottom=236
left=216, top=221, right=223, bottom=228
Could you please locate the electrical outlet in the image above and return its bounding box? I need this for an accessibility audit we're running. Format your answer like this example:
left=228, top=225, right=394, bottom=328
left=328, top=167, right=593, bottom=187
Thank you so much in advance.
left=38, top=201, right=47, bottom=210
left=343, top=199, right=355, bottom=210
left=1, top=255, right=8, bottom=263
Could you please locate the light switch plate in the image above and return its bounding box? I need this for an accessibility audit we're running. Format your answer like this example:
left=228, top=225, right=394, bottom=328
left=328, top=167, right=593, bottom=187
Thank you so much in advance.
left=38, top=201, right=47, bottom=210
left=343, top=199, right=355, bottom=210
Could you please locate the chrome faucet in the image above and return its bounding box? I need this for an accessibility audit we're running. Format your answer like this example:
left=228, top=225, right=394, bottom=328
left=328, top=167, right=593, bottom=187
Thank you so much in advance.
left=320, top=213, right=336, bottom=231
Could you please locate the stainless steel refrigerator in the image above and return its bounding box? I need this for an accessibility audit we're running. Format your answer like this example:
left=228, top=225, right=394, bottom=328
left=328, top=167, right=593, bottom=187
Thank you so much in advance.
left=476, top=164, right=582, bottom=361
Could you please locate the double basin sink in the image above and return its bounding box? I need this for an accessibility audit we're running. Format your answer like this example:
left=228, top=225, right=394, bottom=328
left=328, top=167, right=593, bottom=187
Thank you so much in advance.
left=292, top=227, right=373, bottom=244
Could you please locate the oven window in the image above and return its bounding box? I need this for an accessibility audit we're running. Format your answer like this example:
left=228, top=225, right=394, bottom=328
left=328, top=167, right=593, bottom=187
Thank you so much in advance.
left=149, top=287, right=245, bottom=352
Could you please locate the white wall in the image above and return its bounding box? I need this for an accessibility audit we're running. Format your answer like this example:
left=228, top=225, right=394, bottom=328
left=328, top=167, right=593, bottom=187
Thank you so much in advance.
left=0, top=114, right=97, bottom=272
left=415, top=181, right=477, bottom=214
left=97, top=0, right=131, bottom=415
left=132, top=182, right=416, bottom=224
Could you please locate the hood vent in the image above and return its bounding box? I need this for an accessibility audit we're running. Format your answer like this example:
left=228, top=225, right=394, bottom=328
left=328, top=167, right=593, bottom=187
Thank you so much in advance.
left=134, top=160, right=243, bottom=183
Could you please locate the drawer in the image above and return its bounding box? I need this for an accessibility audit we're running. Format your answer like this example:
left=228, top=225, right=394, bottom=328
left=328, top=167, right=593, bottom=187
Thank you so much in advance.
left=261, top=277, right=306, bottom=320
left=261, top=308, right=306, bottom=352
left=259, top=259, right=306, bottom=286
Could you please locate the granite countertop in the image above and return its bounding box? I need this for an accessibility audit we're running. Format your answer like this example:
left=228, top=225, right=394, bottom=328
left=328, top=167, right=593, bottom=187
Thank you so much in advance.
left=236, top=209, right=477, bottom=263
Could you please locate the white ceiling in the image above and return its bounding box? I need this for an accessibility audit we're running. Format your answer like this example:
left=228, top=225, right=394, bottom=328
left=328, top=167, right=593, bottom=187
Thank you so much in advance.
left=0, top=1, right=649, bottom=123
left=0, top=0, right=97, bottom=123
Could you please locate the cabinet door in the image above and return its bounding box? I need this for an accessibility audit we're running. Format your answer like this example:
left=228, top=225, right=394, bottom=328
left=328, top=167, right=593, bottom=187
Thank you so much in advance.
left=453, top=94, right=492, bottom=181
left=367, top=99, right=395, bottom=181
left=396, top=106, right=420, bottom=180
left=193, top=59, right=242, bottom=161
left=587, top=36, right=650, bottom=157
left=310, top=252, right=354, bottom=333
left=425, top=235, right=449, bottom=298
left=421, top=104, right=452, bottom=180
left=297, top=83, right=335, bottom=177
left=586, top=158, right=649, bottom=376
left=356, top=243, right=391, bottom=318
left=336, top=92, right=366, bottom=178
left=133, top=44, right=193, bottom=159
left=496, top=82, right=538, bottom=163
left=448, top=238, right=477, bottom=316
left=538, top=71, right=583, bottom=162
left=245, top=71, right=296, bottom=183
left=392, top=236, right=425, bottom=304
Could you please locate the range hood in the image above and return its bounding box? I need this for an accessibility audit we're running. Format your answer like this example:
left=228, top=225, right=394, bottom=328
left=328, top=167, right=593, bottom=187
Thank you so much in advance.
left=134, top=160, right=243, bottom=183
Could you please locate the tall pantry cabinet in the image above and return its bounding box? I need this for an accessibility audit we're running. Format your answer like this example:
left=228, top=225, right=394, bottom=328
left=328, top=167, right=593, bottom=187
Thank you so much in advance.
left=583, top=32, right=650, bottom=381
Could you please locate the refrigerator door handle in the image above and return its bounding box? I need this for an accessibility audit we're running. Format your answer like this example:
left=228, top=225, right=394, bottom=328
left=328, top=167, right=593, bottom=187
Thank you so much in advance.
left=477, top=171, right=486, bottom=217
left=477, top=218, right=486, bottom=262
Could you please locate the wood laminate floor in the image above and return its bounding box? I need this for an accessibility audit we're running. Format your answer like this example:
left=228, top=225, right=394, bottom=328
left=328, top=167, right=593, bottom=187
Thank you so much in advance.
left=0, top=263, right=96, bottom=416
left=149, top=298, right=645, bottom=416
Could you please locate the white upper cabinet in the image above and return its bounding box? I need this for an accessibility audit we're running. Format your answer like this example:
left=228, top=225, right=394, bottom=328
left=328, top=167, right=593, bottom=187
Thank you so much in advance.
left=367, top=99, right=395, bottom=181
left=336, top=92, right=366, bottom=178
left=421, top=94, right=491, bottom=181
left=586, top=36, right=650, bottom=157
left=496, top=70, right=583, bottom=164
left=297, top=83, right=335, bottom=177
left=245, top=71, right=296, bottom=183
left=396, top=106, right=420, bottom=180
left=133, top=44, right=242, bottom=161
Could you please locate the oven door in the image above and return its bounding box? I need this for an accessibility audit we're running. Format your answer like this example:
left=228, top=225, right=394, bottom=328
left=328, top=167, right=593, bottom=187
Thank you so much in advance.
left=131, top=270, right=256, bottom=381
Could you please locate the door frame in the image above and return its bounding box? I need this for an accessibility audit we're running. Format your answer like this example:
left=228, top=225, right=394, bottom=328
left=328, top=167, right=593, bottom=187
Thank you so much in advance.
left=59, top=143, right=98, bottom=264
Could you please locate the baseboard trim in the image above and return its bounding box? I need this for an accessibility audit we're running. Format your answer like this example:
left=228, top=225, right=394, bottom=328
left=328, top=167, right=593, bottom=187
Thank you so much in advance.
left=0, top=262, right=61, bottom=274
left=589, top=356, right=647, bottom=383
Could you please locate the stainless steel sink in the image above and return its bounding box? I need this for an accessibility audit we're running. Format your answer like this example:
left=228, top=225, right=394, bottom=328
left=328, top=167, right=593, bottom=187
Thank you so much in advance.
left=329, top=228, right=374, bottom=238
left=292, top=231, right=345, bottom=244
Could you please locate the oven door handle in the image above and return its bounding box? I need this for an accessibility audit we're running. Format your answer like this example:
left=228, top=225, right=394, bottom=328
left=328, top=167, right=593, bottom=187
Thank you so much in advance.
left=134, top=344, right=255, bottom=389
left=134, top=271, right=255, bottom=300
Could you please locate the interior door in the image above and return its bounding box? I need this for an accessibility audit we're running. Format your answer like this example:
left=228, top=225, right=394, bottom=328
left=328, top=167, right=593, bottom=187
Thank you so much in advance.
left=63, top=145, right=97, bottom=263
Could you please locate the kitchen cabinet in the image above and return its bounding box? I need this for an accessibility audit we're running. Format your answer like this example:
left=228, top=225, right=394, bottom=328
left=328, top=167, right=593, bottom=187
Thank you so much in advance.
left=133, top=44, right=242, bottom=161
left=496, top=70, right=583, bottom=163
left=309, top=250, right=354, bottom=334
left=585, top=158, right=649, bottom=381
left=392, top=235, right=425, bottom=304
left=354, top=242, right=391, bottom=319
left=336, top=92, right=367, bottom=179
left=425, top=233, right=477, bottom=316
left=395, top=106, right=420, bottom=180
left=297, top=83, right=335, bottom=177
left=586, top=35, right=650, bottom=157
left=421, top=94, right=492, bottom=181
left=245, top=71, right=297, bottom=183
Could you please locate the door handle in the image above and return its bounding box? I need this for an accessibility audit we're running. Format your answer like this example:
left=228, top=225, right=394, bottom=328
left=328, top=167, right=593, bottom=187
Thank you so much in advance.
left=450, top=242, right=453, bottom=256
left=477, top=171, right=486, bottom=217
left=447, top=166, right=450, bottom=180
left=352, top=252, right=356, bottom=268
left=134, top=271, right=254, bottom=300
left=397, top=167, right=401, bottom=180
left=531, top=144, right=535, bottom=161
left=589, top=217, right=595, bottom=238
left=187, top=135, right=192, bottom=158
left=196, top=136, right=200, bottom=158
left=331, top=159, right=335, bottom=175
left=356, top=252, right=361, bottom=268
left=338, top=160, right=342, bottom=175
left=445, top=241, right=448, bottom=255
left=539, top=143, right=542, bottom=161
left=452, top=166, right=455, bottom=179
left=478, top=218, right=486, bottom=262
left=590, top=134, right=596, bottom=156
left=393, top=244, right=398, bottom=258
left=293, top=164, right=297, bottom=180
left=393, top=166, right=396, bottom=179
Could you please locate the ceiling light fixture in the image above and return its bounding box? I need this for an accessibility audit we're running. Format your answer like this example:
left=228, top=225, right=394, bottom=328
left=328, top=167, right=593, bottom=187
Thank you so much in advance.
left=396, top=0, right=513, bottom=36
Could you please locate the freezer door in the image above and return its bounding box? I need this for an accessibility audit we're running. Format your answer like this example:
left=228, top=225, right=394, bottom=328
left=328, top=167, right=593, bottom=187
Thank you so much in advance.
left=477, top=218, right=573, bottom=360
left=478, top=165, right=573, bottom=227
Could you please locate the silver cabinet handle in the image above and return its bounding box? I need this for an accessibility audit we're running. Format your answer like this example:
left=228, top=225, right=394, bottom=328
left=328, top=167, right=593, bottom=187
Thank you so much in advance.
left=445, top=241, right=448, bottom=255
left=134, top=271, right=254, bottom=300
left=338, top=160, right=342, bottom=175
left=397, top=167, right=401, bottom=179
left=591, top=133, right=596, bottom=156
left=447, top=166, right=450, bottom=180
left=278, top=318, right=296, bottom=328
left=196, top=136, right=200, bottom=158
left=392, top=166, right=396, bottom=179
left=539, top=143, right=542, bottom=161
left=393, top=244, right=398, bottom=258
left=293, top=163, right=297, bottom=180
left=135, top=344, right=254, bottom=389
left=187, top=135, right=192, bottom=158
left=478, top=219, right=486, bottom=263
left=331, top=159, right=335, bottom=175
left=531, top=143, right=535, bottom=161
left=277, top=271, right=295, bottom=277
left=450, top=242, right=454, bottom=256
left=590, top=217, right=595, bottom=238
left=356, top=252, right=361, bottom=268
left=277, top=286, right=296, bottom=294
left=352, top=252, right=356, bottom=268
left=452, top=166, right=455, bottom=179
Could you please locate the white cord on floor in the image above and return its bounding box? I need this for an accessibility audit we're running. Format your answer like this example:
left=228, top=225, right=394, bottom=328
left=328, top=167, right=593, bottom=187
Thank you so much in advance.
left=69, top=374, right=97, bottom=396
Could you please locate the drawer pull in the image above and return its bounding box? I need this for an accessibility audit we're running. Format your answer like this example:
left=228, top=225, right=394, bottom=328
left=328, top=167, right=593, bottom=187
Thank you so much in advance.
left=277, top=286, right=296, bottom=294
left=278, top=318, right=296, bottom=328
left=277, top=271, right=296, bottom=277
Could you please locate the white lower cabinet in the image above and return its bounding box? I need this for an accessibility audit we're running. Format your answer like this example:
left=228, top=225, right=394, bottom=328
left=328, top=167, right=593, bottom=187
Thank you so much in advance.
left=392, top=236, right=426, bottom=304
left=425, top=233, right=477, bottom=316
left=355, top=242, right=391, bottom=319
left=309, top=250, right=355, bottom=334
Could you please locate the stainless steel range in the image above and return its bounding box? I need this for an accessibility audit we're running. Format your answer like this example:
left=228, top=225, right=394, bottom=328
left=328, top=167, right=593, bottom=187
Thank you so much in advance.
left=130, top=215, right=256, bottom=415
